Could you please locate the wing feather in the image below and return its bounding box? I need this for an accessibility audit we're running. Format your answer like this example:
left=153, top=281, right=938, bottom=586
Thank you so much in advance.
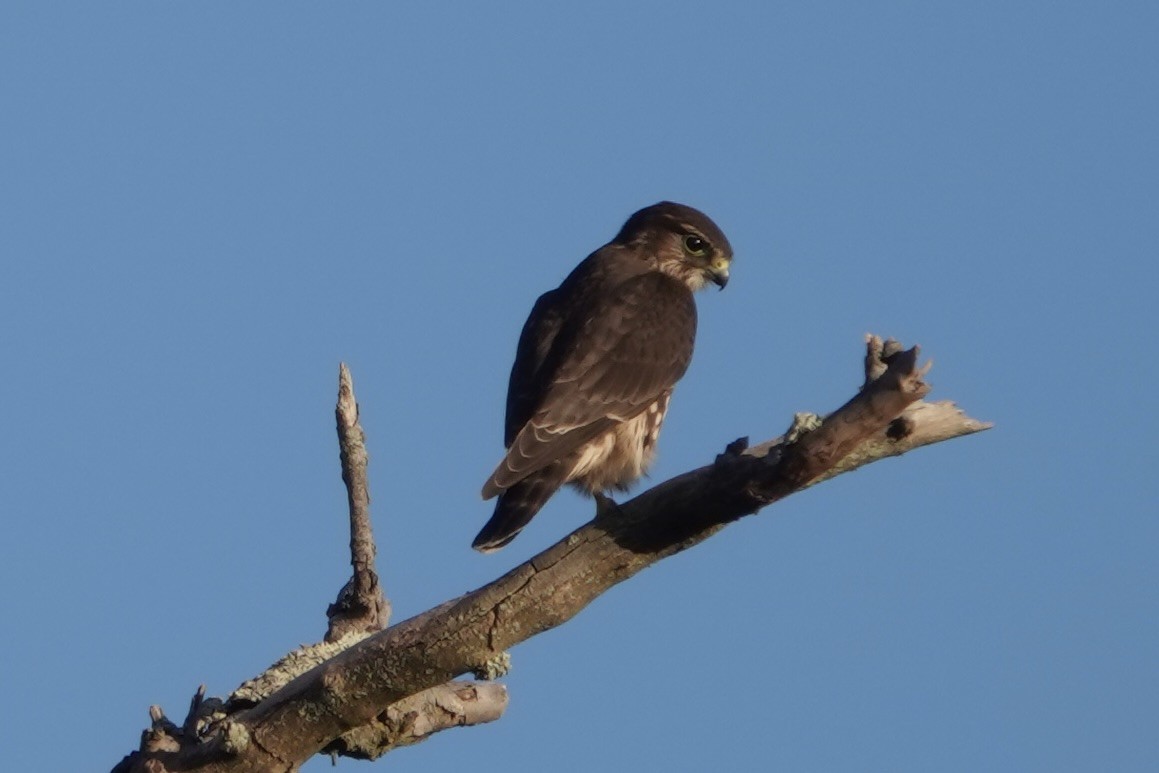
left=483, top=272, right=696, bottom=496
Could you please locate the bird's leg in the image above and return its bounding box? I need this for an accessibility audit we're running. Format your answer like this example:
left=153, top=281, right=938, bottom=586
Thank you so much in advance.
left=593, top=491, right=624, bottom=521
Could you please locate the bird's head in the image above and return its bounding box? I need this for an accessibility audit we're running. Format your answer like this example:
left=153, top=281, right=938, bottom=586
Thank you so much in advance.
left=613, top=201, right=733, bottom=291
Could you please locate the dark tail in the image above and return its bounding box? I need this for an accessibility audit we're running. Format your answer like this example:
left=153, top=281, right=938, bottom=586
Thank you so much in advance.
left=473, top=462, right=568, bottom=553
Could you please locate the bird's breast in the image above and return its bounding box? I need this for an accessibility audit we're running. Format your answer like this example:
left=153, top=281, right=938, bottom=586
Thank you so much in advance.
left=567, top=392, right=672, bottom=494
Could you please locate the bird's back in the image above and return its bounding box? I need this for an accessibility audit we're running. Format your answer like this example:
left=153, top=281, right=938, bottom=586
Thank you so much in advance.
left=503, top=246, right=650, bottom=445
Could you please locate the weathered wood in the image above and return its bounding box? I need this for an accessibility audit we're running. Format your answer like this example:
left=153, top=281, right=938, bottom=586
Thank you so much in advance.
left=113, top=338, right=990, bottom=773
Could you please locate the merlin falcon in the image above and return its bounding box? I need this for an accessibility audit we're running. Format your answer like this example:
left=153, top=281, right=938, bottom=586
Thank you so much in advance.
left=473, top=201, right=733, bottom=552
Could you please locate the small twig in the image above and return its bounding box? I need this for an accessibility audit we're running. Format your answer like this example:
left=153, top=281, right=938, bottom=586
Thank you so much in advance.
left=753, top=340, right=931, bottom=499
left=326, top=363, right=390, bottom=642
left=182, top=685, right=205, bottom=739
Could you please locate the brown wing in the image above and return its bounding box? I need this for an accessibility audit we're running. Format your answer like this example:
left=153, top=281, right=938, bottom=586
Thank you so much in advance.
left=482, top=271, right=696, bottom=498
left=503, top=287, right=566, bottom=447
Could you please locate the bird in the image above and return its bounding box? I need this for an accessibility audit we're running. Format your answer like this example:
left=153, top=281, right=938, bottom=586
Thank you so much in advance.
left=473, top=201, right=733, bottom=552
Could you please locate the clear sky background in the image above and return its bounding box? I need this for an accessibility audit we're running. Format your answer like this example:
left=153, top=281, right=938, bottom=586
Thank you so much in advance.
left=2, top=3, right=1156, bottom=771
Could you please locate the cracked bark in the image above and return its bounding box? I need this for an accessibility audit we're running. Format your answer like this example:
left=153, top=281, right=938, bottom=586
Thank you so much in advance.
left=326, top=363, right=390, bottom=640
left=112, top=336, right=989, bottom=772
left=113, top=364, right=509, bottom=773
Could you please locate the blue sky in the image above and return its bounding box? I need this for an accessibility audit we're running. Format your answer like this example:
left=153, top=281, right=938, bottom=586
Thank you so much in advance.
left=2, top=3, right=1156, bottom=771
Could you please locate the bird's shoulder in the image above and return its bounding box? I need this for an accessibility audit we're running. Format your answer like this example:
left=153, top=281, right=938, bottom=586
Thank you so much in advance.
left=563, top=245, right=694, bottom=315
left=504, top=247, right=631, bottom=441
left=504, top=246, right=695, bottom=440
left=513, top=245, right=654, bottom=366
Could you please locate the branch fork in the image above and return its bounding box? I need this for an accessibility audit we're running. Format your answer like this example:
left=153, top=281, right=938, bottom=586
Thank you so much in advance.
left=113, top=335, right=988, bottom=772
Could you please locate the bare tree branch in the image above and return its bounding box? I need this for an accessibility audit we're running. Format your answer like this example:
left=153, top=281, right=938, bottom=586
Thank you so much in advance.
left=326, top=362, right=390, bottom=640
left=113, top=364, right=510, bottom=773
left=113, top=337, right=989, bottom=773
left=324, top=681, right=509, bottom=760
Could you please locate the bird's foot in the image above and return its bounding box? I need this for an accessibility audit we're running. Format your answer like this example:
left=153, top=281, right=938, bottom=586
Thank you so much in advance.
left=593, top=492, right=623, bottom=521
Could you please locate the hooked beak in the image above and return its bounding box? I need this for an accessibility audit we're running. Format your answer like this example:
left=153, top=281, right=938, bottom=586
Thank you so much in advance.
left=708, top=258, right=730, bottom=290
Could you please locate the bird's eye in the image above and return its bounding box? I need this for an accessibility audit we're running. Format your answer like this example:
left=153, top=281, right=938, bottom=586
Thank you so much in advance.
left=683, top=234, right=709, bottom=256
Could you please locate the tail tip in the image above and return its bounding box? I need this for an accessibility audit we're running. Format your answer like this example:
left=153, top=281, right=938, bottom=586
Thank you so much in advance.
left=471, top=529, right=520, bottom=554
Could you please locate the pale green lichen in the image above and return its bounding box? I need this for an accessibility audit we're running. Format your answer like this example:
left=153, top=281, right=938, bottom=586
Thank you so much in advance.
left=785, top=412, right=823, bottom=444
left=230, top=631, right=372, bottom=706
left=219, top=720, right=250, bottom=754
left=473, top=652, right=512, bottom=680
